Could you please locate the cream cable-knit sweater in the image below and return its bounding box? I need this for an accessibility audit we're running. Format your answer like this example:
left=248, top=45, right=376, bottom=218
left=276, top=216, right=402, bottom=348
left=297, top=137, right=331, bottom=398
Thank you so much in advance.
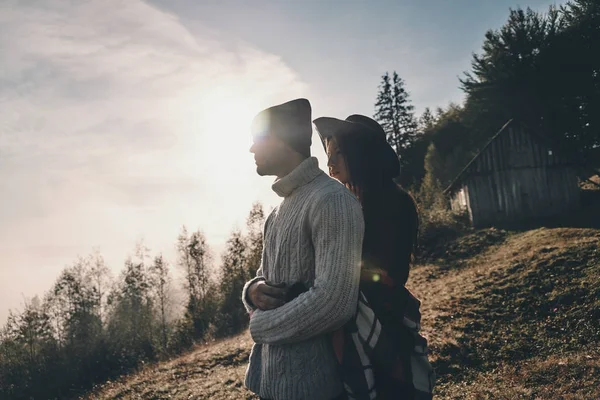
left=241, top=157, right=364, bottom=400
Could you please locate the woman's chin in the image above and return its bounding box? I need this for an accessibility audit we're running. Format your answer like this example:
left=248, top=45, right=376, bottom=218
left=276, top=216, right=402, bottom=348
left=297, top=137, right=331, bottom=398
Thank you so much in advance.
left=331, top=175, right=347, bottom=185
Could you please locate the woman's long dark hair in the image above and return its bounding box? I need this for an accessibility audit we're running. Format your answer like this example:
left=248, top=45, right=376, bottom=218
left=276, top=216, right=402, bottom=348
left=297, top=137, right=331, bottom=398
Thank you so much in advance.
left=330, top=129, right=419, bottom=284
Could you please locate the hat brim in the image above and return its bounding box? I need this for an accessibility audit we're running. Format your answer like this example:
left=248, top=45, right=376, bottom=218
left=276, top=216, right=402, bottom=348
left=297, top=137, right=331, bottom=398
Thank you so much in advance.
left=313, top=117, right=365, bottom=148
left=313, top=116, right=400, bottom=178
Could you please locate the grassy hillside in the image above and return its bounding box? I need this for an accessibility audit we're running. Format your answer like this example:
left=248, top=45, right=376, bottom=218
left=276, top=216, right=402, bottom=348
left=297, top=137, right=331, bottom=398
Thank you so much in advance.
left=84, top=227, right=600, bottom=400
left=413, top=227, right=600, bottom=399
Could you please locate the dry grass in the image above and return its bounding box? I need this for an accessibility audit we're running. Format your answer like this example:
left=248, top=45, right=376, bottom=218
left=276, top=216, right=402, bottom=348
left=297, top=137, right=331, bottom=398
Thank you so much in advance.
left=84, top=227, right=600, bottom=400
left=580, top=175, right=599, bottom=191
left=410, top=227, right=600, bottom=399
left=82, top=335, right=258, bottom=400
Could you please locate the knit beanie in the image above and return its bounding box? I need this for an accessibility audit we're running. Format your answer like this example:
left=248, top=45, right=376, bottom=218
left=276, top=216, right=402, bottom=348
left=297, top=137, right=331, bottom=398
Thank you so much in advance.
left=251, top=98, right=312, bottom=157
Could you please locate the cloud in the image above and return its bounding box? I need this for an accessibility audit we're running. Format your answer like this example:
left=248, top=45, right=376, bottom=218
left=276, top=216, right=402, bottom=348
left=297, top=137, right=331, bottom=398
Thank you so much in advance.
left=0, top=0, right=307, bottom=322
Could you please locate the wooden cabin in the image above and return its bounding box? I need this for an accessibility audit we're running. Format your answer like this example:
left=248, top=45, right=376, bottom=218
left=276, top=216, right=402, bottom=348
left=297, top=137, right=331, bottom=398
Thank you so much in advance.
left=445, top=120, right=580, bottom=228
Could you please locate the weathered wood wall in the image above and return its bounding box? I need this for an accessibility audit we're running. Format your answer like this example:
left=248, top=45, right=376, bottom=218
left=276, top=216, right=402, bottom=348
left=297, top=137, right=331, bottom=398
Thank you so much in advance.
left=450, top=124, right=580, bottom=227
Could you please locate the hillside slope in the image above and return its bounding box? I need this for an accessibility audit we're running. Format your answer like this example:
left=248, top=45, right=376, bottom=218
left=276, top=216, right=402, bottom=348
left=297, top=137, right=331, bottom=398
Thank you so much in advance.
left=84, top=227, right=600, bottom=400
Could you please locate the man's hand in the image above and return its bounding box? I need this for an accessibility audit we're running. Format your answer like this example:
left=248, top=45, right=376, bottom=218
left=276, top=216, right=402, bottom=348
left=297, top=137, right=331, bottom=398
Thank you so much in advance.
left=248, top=281, right=288, bottom=311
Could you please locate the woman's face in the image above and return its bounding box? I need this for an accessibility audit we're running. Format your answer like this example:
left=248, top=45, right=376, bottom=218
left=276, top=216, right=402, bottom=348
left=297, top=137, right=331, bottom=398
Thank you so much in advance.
left=326, top=138, right=349, bottom=184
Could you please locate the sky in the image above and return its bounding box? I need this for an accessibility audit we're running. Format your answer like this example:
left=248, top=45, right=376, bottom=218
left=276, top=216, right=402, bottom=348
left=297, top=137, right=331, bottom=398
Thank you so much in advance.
left=0, top=0, right=562, bottom=323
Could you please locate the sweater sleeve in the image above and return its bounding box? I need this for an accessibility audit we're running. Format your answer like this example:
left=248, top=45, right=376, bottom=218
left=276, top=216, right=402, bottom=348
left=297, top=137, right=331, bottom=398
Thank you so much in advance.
left=241, top=267, right=266, bottom=314
left=249, top=191, right=364, bottom=345
left=241, top=210, right=273, bottom=313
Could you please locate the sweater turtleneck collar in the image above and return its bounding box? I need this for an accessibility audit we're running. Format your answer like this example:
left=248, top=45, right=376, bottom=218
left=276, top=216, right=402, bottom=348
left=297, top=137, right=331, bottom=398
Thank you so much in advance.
left=272, top=157, right=322, bottom=198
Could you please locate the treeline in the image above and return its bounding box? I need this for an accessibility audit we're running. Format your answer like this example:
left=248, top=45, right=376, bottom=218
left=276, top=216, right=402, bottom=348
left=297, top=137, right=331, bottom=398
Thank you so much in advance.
left=0, top=203, right=265, bottom=400
left=372, top=0, right=599, bottom=239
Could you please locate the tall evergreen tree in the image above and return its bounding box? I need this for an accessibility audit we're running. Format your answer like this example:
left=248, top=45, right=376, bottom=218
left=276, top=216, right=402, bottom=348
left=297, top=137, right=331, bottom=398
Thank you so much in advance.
left=374, top=72, right=394, bottom=139
left=461, top=7, right=563, bottom=144
left=374, top=71, right=418, bottom=160
left=555, top=0, right=600, bottom=165
left=461, top=4, right=600, bottom=166
left=418, top=107, right=437, bottom=132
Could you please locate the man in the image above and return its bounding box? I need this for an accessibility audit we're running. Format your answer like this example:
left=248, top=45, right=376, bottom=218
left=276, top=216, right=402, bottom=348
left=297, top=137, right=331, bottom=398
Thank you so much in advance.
left=242, top=98, right=364, bottom=400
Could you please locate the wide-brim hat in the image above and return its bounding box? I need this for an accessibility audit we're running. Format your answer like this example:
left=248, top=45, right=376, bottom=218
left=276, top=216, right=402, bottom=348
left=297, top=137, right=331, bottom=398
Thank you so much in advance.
left=313, top=114, right=400, bottom=178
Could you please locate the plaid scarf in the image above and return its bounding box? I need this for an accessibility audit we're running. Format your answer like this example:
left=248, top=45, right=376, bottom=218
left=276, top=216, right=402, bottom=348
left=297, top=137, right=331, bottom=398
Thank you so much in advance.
left=332, top=273, right=435, bottom=400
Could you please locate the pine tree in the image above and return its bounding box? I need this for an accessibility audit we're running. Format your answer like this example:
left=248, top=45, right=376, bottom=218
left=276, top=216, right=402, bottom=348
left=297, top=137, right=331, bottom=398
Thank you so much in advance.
left=374, top=71, right=418, bottom=162
left=374, top=72, right=394, bottom=140
left=419, top=107, right=437, bottom=132
left=392, top=72, right=418, bottom=149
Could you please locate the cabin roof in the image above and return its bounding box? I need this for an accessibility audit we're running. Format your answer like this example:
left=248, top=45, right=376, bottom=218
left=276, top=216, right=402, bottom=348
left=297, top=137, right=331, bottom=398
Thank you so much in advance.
left=444, top=119, right=579, bottom=195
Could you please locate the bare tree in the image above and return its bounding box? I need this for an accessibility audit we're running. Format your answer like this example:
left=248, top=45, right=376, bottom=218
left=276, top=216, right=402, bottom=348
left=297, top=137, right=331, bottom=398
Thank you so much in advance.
left=149, top=254, right=171, bottom=352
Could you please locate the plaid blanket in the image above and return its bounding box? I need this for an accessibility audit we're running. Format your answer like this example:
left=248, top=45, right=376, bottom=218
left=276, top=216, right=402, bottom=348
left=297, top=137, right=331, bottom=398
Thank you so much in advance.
left=332, top=281, right=435, bottom=399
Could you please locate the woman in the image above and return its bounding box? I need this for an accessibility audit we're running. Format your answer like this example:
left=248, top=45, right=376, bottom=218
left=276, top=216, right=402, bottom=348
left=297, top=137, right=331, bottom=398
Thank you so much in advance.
left=315, top=115, right=417, bottom=303
left=314, top=115, right=434, bottom=400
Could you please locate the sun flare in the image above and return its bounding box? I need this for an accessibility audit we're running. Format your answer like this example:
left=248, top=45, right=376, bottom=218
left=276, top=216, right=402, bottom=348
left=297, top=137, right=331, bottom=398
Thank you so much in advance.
left=193, top=92, right=261, bottom=177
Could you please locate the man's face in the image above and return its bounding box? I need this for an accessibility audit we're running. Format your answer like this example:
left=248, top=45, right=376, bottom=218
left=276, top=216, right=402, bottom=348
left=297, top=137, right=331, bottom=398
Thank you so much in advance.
left=249, top=133, right=290, bottom=176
